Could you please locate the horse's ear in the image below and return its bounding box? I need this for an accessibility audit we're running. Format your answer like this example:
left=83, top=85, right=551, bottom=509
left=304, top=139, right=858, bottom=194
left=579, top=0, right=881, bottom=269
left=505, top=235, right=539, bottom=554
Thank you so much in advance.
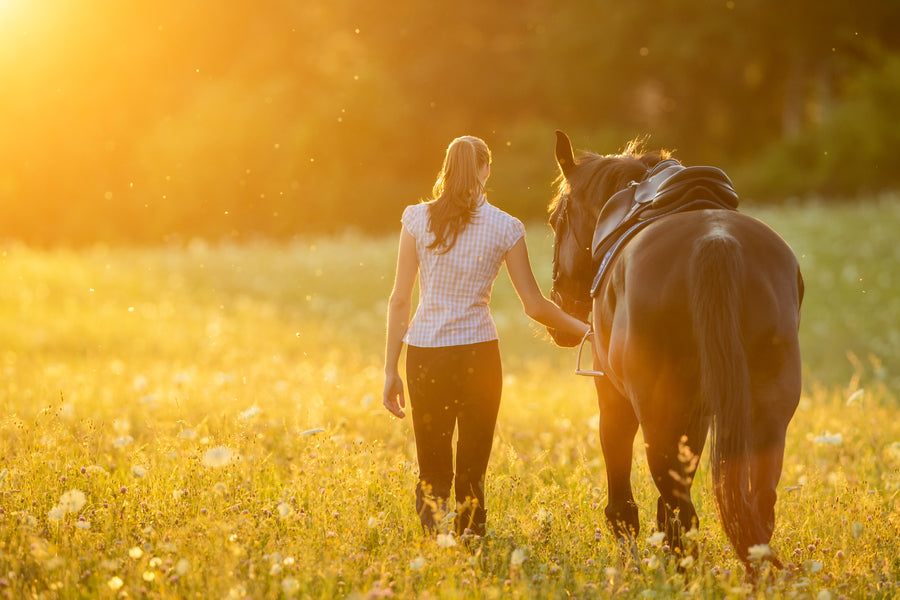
left=555, top=130, right=576, bottom=179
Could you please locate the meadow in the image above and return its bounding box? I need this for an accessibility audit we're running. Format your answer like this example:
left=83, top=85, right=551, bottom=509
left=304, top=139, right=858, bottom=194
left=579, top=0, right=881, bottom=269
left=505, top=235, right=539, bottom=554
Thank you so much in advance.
left=1, top=197, right=899, bottom=599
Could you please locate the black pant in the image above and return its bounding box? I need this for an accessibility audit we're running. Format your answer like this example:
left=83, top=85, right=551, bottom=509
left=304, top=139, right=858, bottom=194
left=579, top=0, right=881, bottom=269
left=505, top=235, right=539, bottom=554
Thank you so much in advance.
left=406, top=340, right=502, bottom=536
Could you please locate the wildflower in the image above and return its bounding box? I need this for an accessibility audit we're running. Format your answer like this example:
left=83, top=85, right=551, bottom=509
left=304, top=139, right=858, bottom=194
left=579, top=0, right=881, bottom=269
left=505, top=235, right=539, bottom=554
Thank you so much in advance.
left=239, top=406, right=261, bottom=420
left=47, top=506, right=66, bottom=521
left=212, top=482, right=228, bottom=494
left=59, top=489, right=86, bottom=513
left=510, top=547, right=527, bottom=567
left=646, top=531, right=666, bottom=546
left=409, top=556, right=427, bottom=570
left=113, top=435, right=134, bottom=448
left=281, top=577, right=300, bottom=595
left=747, top=544, right=773, bottom=561
left=107, top=577, right=124, bottom=591
left=804, top=559, right=823, bottom=573
left=813, top=432, right=842, bottom=445
left=132, top=465, right=148, bottom=478
left=129, top=547, right=144, bottom=560
left=886, top=442, right=900, bottom=462
left=177, top=429, right=197, bottom=440
left=75, top=521, right=91, bottom=530
left=175, top=559, right=190, bottom=575
left=142, top=571, right=155, bottom=582
left=203, top=446, right=234, bottom=468
left=436, top=534, right=457, bottom=548
left=277, top=503, right=292, bottom=518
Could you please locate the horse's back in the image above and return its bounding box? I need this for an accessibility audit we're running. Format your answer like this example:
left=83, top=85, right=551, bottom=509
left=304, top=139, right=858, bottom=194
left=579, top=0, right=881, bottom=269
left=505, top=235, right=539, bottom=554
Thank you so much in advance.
left=597, top=209, right=802, bottom=401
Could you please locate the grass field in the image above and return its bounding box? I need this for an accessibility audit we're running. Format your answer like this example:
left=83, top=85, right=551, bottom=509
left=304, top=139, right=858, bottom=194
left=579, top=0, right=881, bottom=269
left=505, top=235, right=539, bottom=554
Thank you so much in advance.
left=1, top=198, right=899, bottom=599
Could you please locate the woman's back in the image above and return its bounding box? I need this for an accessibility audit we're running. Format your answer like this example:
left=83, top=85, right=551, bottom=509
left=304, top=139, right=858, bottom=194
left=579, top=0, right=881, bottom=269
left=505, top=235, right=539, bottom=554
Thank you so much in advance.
left=402, top=198, right=524, bottom=347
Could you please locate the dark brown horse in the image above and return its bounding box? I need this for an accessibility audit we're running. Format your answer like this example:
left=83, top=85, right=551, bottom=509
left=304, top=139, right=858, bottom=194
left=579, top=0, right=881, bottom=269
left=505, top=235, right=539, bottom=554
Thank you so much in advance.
left=548, top=131, right=803, bottom=568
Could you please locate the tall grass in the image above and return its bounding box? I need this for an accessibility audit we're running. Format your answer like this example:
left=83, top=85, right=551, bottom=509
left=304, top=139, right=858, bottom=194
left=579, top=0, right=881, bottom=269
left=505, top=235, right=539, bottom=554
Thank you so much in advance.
left=0, top=198, right=899, bottom=599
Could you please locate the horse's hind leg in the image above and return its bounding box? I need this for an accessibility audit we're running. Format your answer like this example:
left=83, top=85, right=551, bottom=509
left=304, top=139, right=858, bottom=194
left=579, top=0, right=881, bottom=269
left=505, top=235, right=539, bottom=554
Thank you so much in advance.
left=595, top=378, right=640, bottom=544
left=643, top=417, right=709, bottom=556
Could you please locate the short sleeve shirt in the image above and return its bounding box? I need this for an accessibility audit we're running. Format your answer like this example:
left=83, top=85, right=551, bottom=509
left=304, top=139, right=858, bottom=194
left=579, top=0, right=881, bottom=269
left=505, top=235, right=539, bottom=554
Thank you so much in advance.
left=401, top=197, right=525, bottom=347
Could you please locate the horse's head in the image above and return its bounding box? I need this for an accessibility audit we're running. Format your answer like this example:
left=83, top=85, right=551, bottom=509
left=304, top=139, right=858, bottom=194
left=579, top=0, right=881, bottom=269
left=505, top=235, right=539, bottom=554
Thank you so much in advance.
left=547, top=130, right=670, bottom=346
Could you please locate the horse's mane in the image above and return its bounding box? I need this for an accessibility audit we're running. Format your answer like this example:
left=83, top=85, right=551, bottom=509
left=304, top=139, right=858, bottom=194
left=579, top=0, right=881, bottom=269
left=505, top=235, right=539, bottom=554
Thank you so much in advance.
left=549, top=141, right=674, bottom=213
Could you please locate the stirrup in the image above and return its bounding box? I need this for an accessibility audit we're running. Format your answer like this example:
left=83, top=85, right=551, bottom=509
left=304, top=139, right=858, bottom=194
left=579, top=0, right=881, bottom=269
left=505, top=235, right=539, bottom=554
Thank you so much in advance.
left=575, top=330, right=605, bottom=377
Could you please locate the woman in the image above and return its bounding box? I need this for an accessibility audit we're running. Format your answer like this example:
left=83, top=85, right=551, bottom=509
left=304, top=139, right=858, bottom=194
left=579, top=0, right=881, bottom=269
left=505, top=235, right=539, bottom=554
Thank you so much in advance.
left=383, top=135, right=589, bottom=538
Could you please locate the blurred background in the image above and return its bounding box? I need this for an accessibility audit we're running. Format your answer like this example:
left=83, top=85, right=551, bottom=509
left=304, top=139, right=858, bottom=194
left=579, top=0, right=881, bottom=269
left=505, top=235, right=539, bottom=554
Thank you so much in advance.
left=1, top=0, right=899, bottom=246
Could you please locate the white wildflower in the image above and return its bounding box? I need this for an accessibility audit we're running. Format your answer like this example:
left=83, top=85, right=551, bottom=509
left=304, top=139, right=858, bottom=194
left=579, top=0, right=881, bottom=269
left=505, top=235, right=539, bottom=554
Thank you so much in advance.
left=435, top=533, right=457, bottom=548
left=107, top=577, right=124, bottom=591
left=239, top=406, right=261, bottom=420
left=175, top=559, right=190, bottom=575
left=277, top=503, right=293, bottom=518
left=886, top=442, right=900, bottom=462
left=113, top=435, right=134, bottom=448
left=804, top=559, right=824, bottom=573
left=510, top=547, right=527, bottom=567
left=747, top=543, right=773, bottom=561
left=132, top=465, right=148, bottom=478
left=409, top=556, right=427, bottom=570
left=281, top=577, right=300, bottom=595
left=813, top=432, right=843, bottom=445
left=646, top=531, right=666, bottom=546
left=202, top=446, right=234, bottom=467
left=58, top=489, right=86, bottom=513
left=48, top=505, right=66, bottom=521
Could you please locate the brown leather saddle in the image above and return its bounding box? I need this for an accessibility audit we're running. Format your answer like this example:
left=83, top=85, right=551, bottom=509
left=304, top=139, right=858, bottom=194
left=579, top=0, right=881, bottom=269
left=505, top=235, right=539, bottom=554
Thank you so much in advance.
left=590, top=160, right=740, bottom=296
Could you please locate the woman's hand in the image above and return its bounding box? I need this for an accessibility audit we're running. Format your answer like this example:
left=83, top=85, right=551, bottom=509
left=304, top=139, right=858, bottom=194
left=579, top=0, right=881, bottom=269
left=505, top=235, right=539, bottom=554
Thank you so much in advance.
left=383, top=372, right=406, bottom=418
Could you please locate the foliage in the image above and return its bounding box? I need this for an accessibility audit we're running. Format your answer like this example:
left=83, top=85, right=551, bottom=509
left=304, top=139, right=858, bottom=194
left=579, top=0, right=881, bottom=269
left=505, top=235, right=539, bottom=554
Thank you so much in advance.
left=738, top=56, right=900, bottom=199
left=1, top=201, right=899, bottom=597
left=1, top=1, right=900, bottom=244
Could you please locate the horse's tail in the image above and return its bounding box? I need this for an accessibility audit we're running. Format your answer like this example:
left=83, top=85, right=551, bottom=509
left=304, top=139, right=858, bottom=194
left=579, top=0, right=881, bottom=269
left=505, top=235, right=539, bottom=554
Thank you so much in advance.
left=689, top=232, right=765, bottom=562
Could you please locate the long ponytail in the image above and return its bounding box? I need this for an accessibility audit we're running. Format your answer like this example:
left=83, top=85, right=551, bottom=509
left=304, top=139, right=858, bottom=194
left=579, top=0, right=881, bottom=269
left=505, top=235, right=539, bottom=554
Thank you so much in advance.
left=427, top=136, right=491, bottom=253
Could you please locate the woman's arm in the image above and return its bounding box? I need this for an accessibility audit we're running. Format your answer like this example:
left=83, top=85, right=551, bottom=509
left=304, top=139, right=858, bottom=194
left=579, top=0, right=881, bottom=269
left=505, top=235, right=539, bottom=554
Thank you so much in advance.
left=383, top=226, right=418, bottom=418
left=505, top=237, right=591, bottom=338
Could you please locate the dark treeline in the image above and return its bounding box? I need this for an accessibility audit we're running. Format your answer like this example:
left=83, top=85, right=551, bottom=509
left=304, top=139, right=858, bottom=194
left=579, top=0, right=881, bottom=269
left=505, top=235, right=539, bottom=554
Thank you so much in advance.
left=1, top=0, right=898, bottom=245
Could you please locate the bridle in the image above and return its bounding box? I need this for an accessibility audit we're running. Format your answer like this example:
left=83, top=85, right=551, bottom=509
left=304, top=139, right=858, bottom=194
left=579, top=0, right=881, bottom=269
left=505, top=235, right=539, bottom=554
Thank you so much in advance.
left=550, top=192, right=595, bottom=319
left=551, top=193, right=606, bottom=377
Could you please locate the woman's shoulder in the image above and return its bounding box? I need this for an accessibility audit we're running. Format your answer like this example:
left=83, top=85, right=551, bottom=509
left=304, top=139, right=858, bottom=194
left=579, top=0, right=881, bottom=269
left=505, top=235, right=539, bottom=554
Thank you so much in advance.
left=401, top=202, right=433, bottom=238
left=401, top=202, right=429, bottom=223
left=482, top=201, right=524, bottom=230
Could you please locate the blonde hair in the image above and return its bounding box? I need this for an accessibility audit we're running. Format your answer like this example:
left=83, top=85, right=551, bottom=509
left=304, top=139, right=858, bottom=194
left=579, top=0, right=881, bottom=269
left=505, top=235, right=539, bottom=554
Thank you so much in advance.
left=427, top=136, right=491, bottom=253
